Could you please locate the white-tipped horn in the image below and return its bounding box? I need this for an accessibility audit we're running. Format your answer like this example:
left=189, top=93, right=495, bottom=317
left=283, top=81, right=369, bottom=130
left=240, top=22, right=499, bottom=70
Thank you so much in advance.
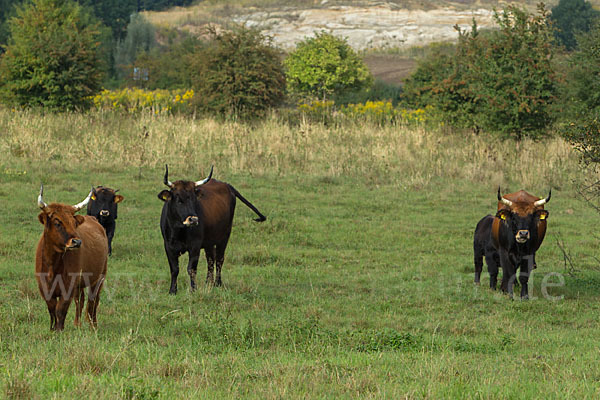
left=195, top=165, right=214, bottom=186
left=497, top=187, right=513, bottom=207
left=38, top=183, right=48, bottom=210
left=533, top=189, right=551, bottom=207
left=73, top=187, right=93, bottom=211
left=164, top=164, right=174, bottom=188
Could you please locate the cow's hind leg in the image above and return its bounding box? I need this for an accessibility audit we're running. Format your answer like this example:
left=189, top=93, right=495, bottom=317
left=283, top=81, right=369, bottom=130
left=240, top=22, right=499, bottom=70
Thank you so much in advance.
left=187, top=248, right=201, bottom=292
left=215, top=242, right=229, bottom=287
left=205, top=246, right=216, bottom=285
left=474, top=243, right=484, bottom=285
left=74, top=288, right=85, bottom=327
left=86, top=279, right=104, bottom=329
left=486, top=250, right=500, bottom=290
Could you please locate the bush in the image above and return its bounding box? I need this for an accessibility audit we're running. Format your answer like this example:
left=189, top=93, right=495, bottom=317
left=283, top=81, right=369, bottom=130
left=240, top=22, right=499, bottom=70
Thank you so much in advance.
left=189, top=26, right=286, bottom=119
left=550, top=0, right=599, bottom=51
left=0, top=0, right=105, bottom=110
left=284, top=32, right=373, bottom=100
left=90, top=87, right=194, bottom=114
left=403, top=5, right=557, bottom=139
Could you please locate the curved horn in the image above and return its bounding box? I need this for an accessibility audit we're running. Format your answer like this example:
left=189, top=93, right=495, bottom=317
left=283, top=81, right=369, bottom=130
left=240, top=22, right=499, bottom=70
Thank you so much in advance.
left=73, top=187, right=93, bottom=211
left=164, top=164, right=174, bottom=188
left=195, top=165, right=214, bottom=186
left=497, top=187, right=513, bottom=207
left=38, top=183, right=48, bottom=210
left=534, top=189, right=551, bottom=207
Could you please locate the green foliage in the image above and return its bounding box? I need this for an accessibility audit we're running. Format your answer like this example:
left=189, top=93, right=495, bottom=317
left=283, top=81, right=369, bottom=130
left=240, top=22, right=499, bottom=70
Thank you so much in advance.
left=403, top=5, right=557, bottom=139
left=550, top=0, right=600, bottom=51
left=284, top=32, right=373, bottom=100
left=114, top=13, right=157, bottom=79
left=189, top=26, right=286, bottom=119
left=557, top=22, right=600, bottom=120
left=134, top=35, right=203, bottom=90
left=334, top=79, right=403, bottom=106
left=0, top=0, right=106, bottom=110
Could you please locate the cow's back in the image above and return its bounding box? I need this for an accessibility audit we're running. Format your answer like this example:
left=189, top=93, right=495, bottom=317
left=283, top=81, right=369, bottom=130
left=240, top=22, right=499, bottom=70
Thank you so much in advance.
left=197, top=180, right=235, bottom=244
left=70, top=216, right=108, bottom=276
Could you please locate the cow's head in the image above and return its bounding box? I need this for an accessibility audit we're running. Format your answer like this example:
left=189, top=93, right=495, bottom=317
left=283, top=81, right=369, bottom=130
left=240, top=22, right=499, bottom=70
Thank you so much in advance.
left=37, top=184, right=92, bottom=251
left=495, top=188, right=550, bottom=245
left=157, top=164, right=213, bottom=227
left=87, top=186, right=123, bottom=223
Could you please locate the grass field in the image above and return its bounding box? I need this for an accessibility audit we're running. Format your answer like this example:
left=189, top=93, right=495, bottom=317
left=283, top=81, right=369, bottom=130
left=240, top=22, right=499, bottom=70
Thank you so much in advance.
left=1, top=109, right=599, bottom=398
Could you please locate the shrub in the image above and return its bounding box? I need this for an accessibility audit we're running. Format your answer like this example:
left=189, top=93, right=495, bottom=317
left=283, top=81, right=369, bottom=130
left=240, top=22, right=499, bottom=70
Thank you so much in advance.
left=89, top=87, right=194, bottom=114
left=403, top=5, right=557, bottom=139
left=284, top=31, right=373, bottom=100
left=189, top=26, right=286, bottom=119
left=550, top=0, right=599, bottom=51
left=0, top=0, right=106, bottom=110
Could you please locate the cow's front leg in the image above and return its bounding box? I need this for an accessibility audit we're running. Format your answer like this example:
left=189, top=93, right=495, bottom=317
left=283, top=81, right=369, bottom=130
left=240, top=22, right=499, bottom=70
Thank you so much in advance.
left=499, top=250, right=516, bottom=297
left=45, top=297, right=57, bottom=331
left=519, top=256, right=533, bottom=299
left=164, top=246, right=180, bottom=295
left=55, top=296, right=73, bottom=332
left=188, top=248, right=201, bottom=292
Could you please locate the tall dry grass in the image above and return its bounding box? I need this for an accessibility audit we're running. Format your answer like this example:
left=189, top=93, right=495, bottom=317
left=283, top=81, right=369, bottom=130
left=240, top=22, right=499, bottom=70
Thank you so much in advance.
left=0, top=108, right=587, bottom=190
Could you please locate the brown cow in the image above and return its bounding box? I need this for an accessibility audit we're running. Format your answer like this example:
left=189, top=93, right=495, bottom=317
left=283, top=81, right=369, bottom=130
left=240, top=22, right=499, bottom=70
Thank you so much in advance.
left=491, top=188, right=550, bottom=299
left=158, top=165, right=266, bottom=293
left=35, top=184, right=108, bottom=331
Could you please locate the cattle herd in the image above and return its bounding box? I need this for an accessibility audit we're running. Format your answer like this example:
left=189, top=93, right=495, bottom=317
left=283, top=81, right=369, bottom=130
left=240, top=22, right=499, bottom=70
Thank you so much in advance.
left=33, top=166, right=551, bottom=331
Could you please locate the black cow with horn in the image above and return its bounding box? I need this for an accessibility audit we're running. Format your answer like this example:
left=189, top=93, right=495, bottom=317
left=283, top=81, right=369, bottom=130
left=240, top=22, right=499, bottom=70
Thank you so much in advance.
left=86, top=186, right=124, bottom=256
left=157, top=165, right=266, bottom=294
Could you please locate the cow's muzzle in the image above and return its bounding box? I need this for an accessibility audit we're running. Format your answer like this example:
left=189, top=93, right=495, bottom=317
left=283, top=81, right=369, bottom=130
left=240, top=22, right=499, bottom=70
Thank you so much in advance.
left=99, top=210, right=110, bottom=217
left=183, top=216, right=199, bottom=226
left=66, top=238, right=82, bottom=249
left=515, top=230, right=530, bottom=243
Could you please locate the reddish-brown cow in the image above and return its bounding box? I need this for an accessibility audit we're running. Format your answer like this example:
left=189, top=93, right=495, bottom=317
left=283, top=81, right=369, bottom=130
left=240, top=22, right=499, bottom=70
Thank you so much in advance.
left=491, top=188, right=550, bottom=298
left=35, top=185, right=108, bottom=331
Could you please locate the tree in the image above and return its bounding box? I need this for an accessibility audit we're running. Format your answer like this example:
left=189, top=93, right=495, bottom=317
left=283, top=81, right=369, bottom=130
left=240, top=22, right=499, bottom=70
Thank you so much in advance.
left=0, top=0, right=106, bottom=110
left=284, top=32, right=373, bottom=100
left=114, top=13, right=156, bottom=79
left=550, top=0, right=599, bottom=51
left=403, top=5, right=557, bottom=139
left=189, top=26, right=286, bottom=119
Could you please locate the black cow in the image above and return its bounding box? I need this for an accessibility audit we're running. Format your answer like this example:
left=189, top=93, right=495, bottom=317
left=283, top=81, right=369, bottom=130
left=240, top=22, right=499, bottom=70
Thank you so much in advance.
left=473, top=215, right=539, bottom=289
left=157, top=165, right=266, bottom=294
left=491, top=188, right=550, bottom=299
left=86, top=186, right=123, bottom=255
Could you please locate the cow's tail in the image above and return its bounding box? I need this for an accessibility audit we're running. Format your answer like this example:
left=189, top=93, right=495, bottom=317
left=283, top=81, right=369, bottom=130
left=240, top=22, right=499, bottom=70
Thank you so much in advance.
left=229, top=185, right=267, bottom=222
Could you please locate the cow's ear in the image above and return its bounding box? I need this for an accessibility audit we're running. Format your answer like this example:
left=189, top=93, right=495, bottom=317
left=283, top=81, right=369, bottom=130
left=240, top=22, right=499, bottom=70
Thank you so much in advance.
left=537, top=210, right=549, bottom=220
left=495, top=209, right=511, bottom=221
left=38, top=212, right=47, bottom=225
left=158, top=190, right=171, bottom=202
left=114, top=195, right=124, bottom=204
left=74, top=215, right=85, bottom=226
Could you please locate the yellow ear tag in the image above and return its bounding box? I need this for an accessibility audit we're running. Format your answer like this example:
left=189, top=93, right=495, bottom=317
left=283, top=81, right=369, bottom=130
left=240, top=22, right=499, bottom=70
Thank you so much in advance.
left=500, top=214, right=506, bottom=220
left=91, top=194, right=96, bottom=200
left=162, top=193, right=169, bottom=200
left=539, top=214, right=546, bottom=220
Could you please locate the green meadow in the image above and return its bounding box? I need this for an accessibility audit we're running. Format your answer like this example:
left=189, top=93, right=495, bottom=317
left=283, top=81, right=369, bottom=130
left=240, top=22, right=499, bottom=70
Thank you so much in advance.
left=1, top=109, right=599, bottom=398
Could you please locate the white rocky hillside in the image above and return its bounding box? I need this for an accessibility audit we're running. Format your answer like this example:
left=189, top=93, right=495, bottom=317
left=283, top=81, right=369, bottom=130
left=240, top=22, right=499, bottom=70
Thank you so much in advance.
left=145, top=2, right=500, bottom=51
